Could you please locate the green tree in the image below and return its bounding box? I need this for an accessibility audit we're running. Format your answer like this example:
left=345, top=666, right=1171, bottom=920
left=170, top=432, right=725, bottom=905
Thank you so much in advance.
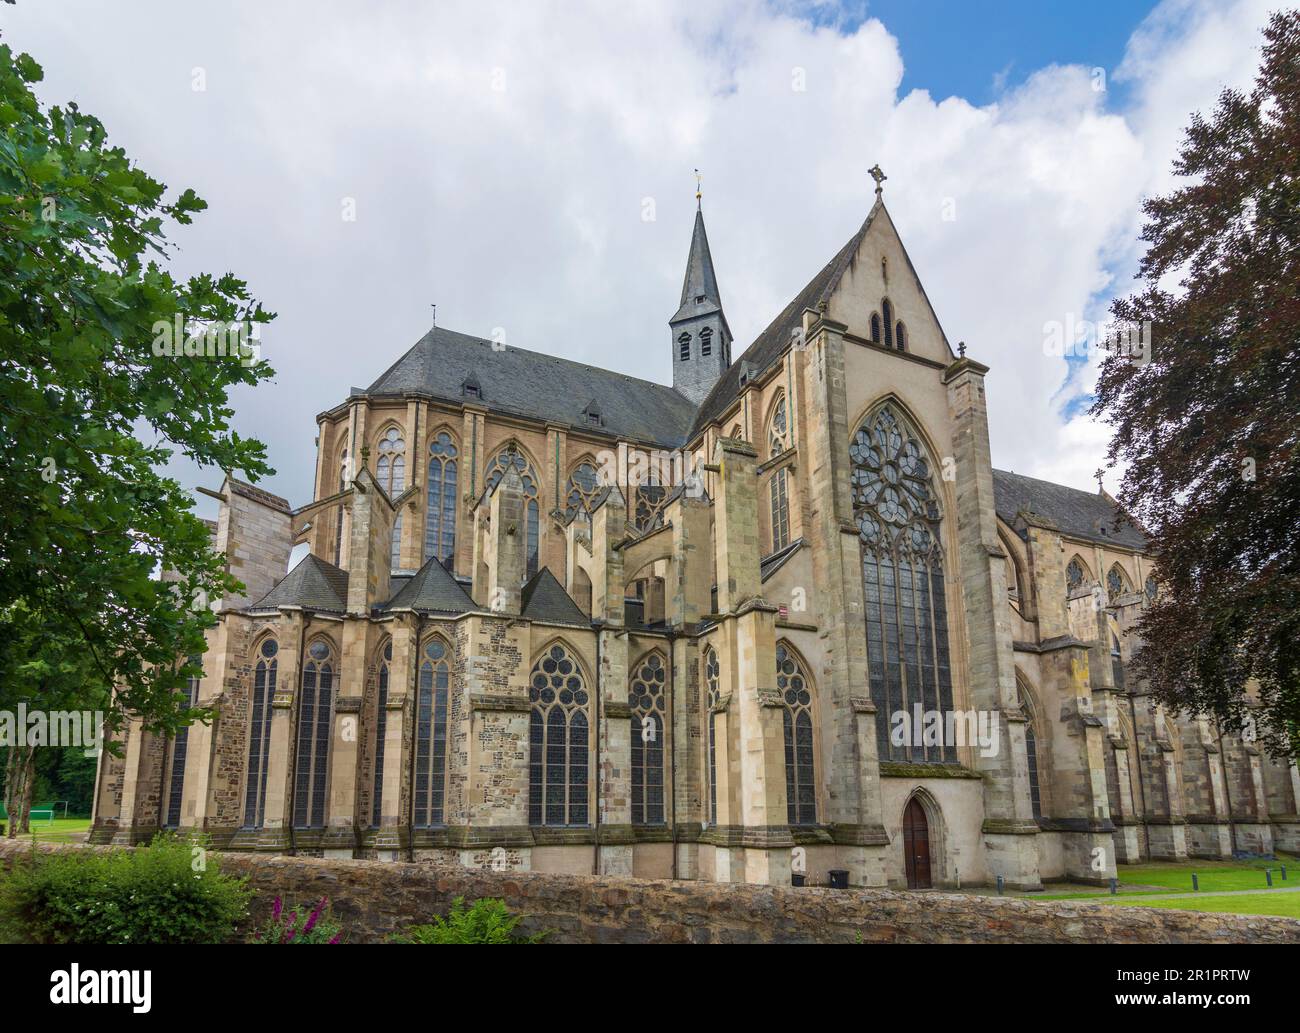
left=1092, top=10, right=1300, bottom=760
left=0, top=33, right=275, bottom=826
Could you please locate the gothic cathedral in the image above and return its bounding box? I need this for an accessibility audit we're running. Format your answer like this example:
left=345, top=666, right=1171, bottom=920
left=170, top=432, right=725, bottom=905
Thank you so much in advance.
left=92, top=184, right=1300, bottom=889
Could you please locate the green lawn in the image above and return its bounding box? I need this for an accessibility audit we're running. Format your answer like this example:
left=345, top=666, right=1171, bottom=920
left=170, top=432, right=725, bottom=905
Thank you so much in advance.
left=1097, top=892, right=1300, bottom=919
left=1, top=817, right=91, bottom=844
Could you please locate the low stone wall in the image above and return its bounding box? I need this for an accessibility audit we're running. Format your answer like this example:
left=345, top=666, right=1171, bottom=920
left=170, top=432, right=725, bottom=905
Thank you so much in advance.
left=2, top=840, right=1297, bottom=943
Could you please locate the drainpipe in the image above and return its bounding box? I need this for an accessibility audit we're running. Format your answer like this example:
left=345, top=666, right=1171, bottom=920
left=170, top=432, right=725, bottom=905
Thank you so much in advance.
left=592, top=619, right=604, bottom=876
left=407, top=611, right=426, bottom=863
left=1126, top=686, right=1149, bottom=860
left=666, top=628, right=678, bottom=881
left=286, top=610, right=313, bottom=855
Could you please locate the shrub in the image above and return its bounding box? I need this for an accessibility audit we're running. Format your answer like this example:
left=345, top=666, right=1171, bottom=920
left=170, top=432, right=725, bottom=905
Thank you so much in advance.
left=393, top=896, right=545, bottom=943
left=251, top=896, right=342, bottom=944
left=0, top=834, right=250, bottom=944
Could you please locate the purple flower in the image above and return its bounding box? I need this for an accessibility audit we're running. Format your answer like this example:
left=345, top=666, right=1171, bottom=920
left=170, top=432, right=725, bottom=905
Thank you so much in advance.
left=272, top=897, right=283, bottom=921
left=328, top=934, right=340, bottom=945
left=304, top=897, right=327, bottom=935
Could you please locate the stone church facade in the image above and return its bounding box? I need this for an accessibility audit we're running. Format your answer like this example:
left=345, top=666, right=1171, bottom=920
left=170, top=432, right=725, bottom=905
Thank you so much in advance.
left=92, top=187, right=1300, bottom=889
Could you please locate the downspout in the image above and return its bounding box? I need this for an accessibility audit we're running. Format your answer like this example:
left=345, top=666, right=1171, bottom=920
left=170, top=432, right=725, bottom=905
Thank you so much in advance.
left=407, top=611, right=426, bottom=863
left=1127, top=686, right=1149, bottom=858
left=286, top=610, right=313, bottom=855
left=667, top=628, right=678, bottom=881
left=592, top=620, right=603, bottom=875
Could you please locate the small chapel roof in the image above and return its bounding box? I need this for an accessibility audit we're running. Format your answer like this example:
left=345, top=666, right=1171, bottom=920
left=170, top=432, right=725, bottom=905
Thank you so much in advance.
left=382, top=554, right=477, bottom=614
left=992, top=469, right=1147, bottom=551
left=520, top=567, right=590, bottom=627
left=247, top=554, right=349, bottom=613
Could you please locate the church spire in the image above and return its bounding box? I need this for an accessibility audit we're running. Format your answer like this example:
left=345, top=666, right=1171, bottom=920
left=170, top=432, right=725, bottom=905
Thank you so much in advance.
left=671, top=187, right=732, bottom=405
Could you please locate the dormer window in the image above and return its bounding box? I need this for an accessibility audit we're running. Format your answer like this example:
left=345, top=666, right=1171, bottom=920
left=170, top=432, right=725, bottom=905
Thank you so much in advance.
left=695, top=294, right=705, bottom=304
left=461, top=374, right=482, bottom=399
left=581, top=399, right=603, bottom=428
left=464, top=384, right=479, bottom=398
left=587, top=412, right=600, bottom=427
left=700, top=326, right=713, bottom=356
left=678, top=332, right=691, bottom=361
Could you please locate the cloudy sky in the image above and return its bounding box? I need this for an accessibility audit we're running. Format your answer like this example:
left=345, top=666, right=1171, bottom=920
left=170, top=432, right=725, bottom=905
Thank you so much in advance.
left=2, top=0, right=1277, bottom=516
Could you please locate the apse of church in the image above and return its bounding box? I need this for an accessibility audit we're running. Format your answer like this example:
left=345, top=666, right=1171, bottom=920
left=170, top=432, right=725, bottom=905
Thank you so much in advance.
left=92, top=180, right=1300, bottom=888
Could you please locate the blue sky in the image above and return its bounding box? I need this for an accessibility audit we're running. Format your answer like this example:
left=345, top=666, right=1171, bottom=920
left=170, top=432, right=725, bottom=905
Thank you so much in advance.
left=840, top=1, right=1163, bottom=105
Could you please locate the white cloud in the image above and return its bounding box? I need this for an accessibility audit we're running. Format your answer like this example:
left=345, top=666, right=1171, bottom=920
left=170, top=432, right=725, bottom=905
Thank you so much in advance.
left=0, top=0, right=1275, bottom=505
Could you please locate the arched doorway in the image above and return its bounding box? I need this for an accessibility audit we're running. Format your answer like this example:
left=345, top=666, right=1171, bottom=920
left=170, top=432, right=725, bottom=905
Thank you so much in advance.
left=903, top=798, right=932, bottom=889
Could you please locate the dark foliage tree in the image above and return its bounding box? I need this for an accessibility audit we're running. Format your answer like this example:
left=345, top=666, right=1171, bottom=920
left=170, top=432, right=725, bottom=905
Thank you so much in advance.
left=1092, top=10, right=1300, bottom=760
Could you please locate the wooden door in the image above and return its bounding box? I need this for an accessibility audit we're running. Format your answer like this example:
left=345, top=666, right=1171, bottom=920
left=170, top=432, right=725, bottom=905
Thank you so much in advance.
left=903, top=798, right=932, bottom=889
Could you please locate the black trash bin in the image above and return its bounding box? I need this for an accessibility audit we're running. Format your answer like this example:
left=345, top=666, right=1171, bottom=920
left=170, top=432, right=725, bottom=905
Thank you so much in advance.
left=791, top=873, right=806, bottom=887
left=828, top=869, right=849, bottom=889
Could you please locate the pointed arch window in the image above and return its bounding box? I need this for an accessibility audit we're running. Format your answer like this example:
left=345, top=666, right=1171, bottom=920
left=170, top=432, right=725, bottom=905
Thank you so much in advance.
left=768, top=396, right=791, bottom=551
left=634, top=484, right=668, bottom=534
left=1111, top=631, right=1126, bottom=691
left=564, top=460, right=602, bottom=523
left=1107, top=565, right=1128, bottom=602
left=334, top=448, right=349, bottom=566
left=882, top=300, right=894, bottom=348
left=528, top=643, right=590, bottom=826
left=371, top=639, right=392, bottom=827
left=1145, top=576, right=1158, bottom=601
left=1019, top=690, right=1042, bottom=819
left=243, top=638, right=277, bottom=828
left=294, top=639, right=334, bottom=830
left=165, top=657, right=201, bottom=828
left=895, top=322, right=907, bottom=352
left=414, top=638, right=451, bottom=827
left=704, top=647, right=720, bottom=823
left=1066, top=557, right=1086, bottom=592
left=424, top=431, right=459, bottom=567
left=485, top=447, right=540, bottom=577
left=377, top=427, right=406, bottom=569
left=870, top=312, right=882, bottom=344
left=628, top=652, right=667, bottom=825
left=852, top=406, right=955, bottom=763
left=776, top=644, right=816, bottom=825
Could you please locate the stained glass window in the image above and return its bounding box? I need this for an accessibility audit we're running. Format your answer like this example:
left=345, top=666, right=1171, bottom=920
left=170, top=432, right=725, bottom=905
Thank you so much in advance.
left=704, top=647, right=720, bottom=823
left=424, top=431, right=458, bottom=567
left=371, top=639, right=392, bottom=827
left=294, top=639, right=334, bottom=829
left=377, top=427, right=406, bottom=569
left=628, top=652, right=666, bottom=825
left=485, top=446, right=540, bottom=578
left=1019, top=690, right=1042, bottom=819
left=413, top=638, right=451, bottom=827
left=852, top=406, right=955, bottom=764
left=1111, top=632, right=1126, bottom=691
left=1145, top=576, right=1158, bottom=601
left=776, top=644, right=816, bottom=825
left=1066, top=557, right=1085, bottom=592
left=165, top=657, right=201, bottom=829
left=564, top=461, right=602, bottom=523
left=769, top=396, right=791, bottom=551
left=1107, top=566, right=1127, bottom=602
left=634, top=484, right=668, bottom=534
left=528, top=643, right=590, bottom=826
left=243, top=638, right=277, bottom=828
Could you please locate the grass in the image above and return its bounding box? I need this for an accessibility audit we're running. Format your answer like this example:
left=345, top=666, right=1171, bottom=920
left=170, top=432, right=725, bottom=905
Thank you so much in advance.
left=1, top=817, right=91, bottom=844
left=1097, top=893, right=1300, bottom=919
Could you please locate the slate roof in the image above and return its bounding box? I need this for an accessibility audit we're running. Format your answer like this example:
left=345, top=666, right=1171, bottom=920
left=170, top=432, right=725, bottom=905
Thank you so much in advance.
left=365, top=326, right=697, bottom=449
left=520, top=568, right=590, bottom=627
left=672, top=207, right=729, bottom=330
left=383, top=556, right=477, bottom=614
left=992, top=469, right=1147, bottom=551
left=248, top=554, right=349, bottom=612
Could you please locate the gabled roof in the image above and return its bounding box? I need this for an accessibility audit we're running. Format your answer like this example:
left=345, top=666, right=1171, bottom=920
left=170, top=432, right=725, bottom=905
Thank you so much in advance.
left=520, top=567, right=590, bottom=627
left=248, top=554, right=349, bottom=613
left=364, top=326, right=697, bottom=449
left=992, top=469, right=1147, bottom=551
left=382, top=555, right=477, bottom=614
left=688, top=203, right=881, bottom=439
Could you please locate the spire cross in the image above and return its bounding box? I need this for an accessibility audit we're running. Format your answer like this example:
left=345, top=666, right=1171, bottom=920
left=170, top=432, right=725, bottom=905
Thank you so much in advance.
left=694, top=168, right=702, bottom=208
left=868, top=163, right=887, bottom=197
left=1095, top=468, right=1105, bottom=494
left=430, top=302, right=437, bottom=328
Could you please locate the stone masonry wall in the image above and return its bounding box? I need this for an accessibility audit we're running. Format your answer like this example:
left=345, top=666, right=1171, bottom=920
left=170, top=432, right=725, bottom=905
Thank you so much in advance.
left=3, top=841, right=1296, bottom=944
